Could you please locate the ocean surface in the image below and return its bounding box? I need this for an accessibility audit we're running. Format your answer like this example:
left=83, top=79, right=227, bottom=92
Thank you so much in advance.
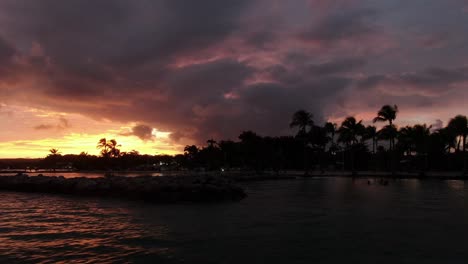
left=0, top=177, right=466, bottom=263
left=0, top=172, right=164, bottom=178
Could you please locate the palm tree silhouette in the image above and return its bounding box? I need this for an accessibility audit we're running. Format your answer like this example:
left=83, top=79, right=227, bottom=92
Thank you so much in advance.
left=49, top=148, right=61, bottom=156
left=290, top=110, right=314, bottom=136
left=97, top=138, right=121, bottom=158
left=290, top=110, right=314, bottom=174
left=436, top=127, right=457, bottom=154
left=448, top=115, right=468, bottom=152
left=338, top=117, right=365, bottom=173
left=364, top=126, right=378, bottom=153
left=324, top=122, right=337, bottom=146
left=338, top=117, right=365, bottom=145
left=448, top=115, right=468, bottom=172
left=373, top=104, right=398, bottom=150
left=398, top=124, right=431, bottom=171
left=397, top=126, right=414, bottom=156
left=413, top=124, right=431, bottom=171
left=378, top=125, right=398, bottom=148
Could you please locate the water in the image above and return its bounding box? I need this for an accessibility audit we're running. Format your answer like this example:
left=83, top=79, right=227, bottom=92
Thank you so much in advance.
left=0, top=172, right=164, bottom=178
left=0, top=178, right=466, bottom=263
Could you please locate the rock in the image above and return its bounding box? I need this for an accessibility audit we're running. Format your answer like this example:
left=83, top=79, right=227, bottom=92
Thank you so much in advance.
left=0, top=174, right=246, bottom=203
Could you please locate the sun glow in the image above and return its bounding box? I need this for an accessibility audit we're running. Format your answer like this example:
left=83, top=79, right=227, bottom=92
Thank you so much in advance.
left=0, top=104, right=183, bottom=158
left=0, top=132, right=182, bottom=158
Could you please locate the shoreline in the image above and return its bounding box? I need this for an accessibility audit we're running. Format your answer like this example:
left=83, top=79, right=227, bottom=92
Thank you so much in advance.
left=1, top=170, right=467, bottom=180
left=0, top=174, right=246, bottom=203
left=213, top=171, right=468, bottom=181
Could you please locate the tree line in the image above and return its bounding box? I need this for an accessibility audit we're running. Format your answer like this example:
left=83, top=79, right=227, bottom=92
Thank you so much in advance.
left=181, top=104, right=468, bottom=174
left=29, top=104, right=468, bottom=174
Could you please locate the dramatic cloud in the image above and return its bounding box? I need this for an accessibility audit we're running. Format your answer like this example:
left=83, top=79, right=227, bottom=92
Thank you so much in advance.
left=33, top=117, right=71, bottom=131
left=33, top=124, right=55, bottom=131
left=121, top=125, right=155, bottom=141
left=0, top=0, right=467, bottom=151
left=299, top=8, right=379, bottom=43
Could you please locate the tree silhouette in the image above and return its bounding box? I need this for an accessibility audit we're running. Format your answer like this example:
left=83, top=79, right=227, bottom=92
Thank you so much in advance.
left=290, top=111, right=314, bottom=173
left=324, top=122, right=337, bottom=146
left=373, top=105, right=398, bottom=150
left=207, top=139, right=217, bottom=148
left=436, top=127, right=457, bottom=154
left=97, top=138, right=121, bottom=158
left=398, top=126, right=415, bottom=156
left=290, top=110, right=314, bottom=136
left=338, top=117, right=365, bottom=173
left=363, top=125, right=378, bottom=153
left=338, top=117, right=365, bottom=146
left=448, top=115, right=468, bottom=152
left=397, top=124, right=431, bottom=171
left=448, top=115, right=468, bottom=172
left=48, top=148, right=61, bottom=156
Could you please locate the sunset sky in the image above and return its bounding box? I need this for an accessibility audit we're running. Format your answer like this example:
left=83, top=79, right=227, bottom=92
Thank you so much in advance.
left=0, top=0, right=468, bottom=158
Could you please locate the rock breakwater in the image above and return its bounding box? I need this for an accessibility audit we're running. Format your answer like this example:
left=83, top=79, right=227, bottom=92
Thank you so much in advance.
left=0, top=174, right=246, bottom=203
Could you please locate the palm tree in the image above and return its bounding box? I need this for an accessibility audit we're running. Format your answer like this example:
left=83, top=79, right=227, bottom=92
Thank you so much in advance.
left=48, top=148, right=61, bottom=156
left=397, top=126, right=414, bottom=156
left=414, top=124, right=431, bottom=171
left=324, top=122, right=337, bottom=146
left=290, top=110, right=314, bottom=173
left=448, top=115, right=468, bottom=172
left=97, top=138, right=121, bottom=158
left=377, top=124, right=398, bottom=173
left=373, top=104, right=398, bottom=125
left=338, top=117, right=365, bottom=145
left=363, top=125, right=378, bottom=153
left=436, top=127, right=457, bottom=154
left=290, top=110, right=314, bottom=136
left=448, top=115, right=468, bottom=153
left=398, top=124, right=431, bottom=171
left=412, top=124, right=431, bottom=155
left=373, top=104, right=398, bottom=150
left=338, top=117, right=365, bottom=173
left=378, top=125, right=398, bottom=148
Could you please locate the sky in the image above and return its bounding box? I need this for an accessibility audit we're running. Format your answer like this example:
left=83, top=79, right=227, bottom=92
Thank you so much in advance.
left=0, top=0, right=468, bottom=158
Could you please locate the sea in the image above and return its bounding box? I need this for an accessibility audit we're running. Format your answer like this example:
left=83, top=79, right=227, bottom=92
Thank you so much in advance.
left=0, top=177, right=466, bottom=263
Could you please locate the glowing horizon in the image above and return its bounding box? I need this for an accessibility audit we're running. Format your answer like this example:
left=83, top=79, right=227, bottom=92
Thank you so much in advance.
left=1, top=1, right=468, bottom=158
left=0, top=104, right=185, bottom=158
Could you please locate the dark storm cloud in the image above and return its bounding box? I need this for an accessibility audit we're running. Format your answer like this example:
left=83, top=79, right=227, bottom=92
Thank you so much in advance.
left=0, top=0, right=250, bottom=71
left=0, top=36, right=17, bottom=79
left=1, top=0, right=468, bottom=145
left=121, top=124, right=155, bottom=141
left=0, top=36, right=15, bottom=62
left=299, top=8, right=379, bottom=43
left=187, top=72, right=353, bottom=140
left=356, top=67, right=468, bottom=95
left=164, top=59, right=253, bottom=103
left=307, top=58, right=367, bottom=76
left=402, top=67, right=468, bottom=88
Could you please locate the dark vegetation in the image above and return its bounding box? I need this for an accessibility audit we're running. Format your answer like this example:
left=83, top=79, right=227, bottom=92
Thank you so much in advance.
left=2, top=105, right=468, bottom=175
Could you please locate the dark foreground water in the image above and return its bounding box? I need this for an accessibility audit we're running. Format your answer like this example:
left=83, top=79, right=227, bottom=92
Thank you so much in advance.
left=0, top=178, right=466, bottom=263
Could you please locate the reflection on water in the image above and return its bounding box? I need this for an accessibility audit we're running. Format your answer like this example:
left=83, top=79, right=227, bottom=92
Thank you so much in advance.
left=0, top=178, right=467, bottom=263
left=0, top=171, right=164, bottom=178
left=0, top=193, right=175, bottom=263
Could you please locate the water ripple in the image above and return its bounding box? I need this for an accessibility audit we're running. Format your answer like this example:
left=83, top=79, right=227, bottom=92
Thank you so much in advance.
left=0, top=178, right=467, bottom=263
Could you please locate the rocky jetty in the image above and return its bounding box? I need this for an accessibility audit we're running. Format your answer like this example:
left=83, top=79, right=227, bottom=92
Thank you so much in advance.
left=0, top=174, right=246, bottom=203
